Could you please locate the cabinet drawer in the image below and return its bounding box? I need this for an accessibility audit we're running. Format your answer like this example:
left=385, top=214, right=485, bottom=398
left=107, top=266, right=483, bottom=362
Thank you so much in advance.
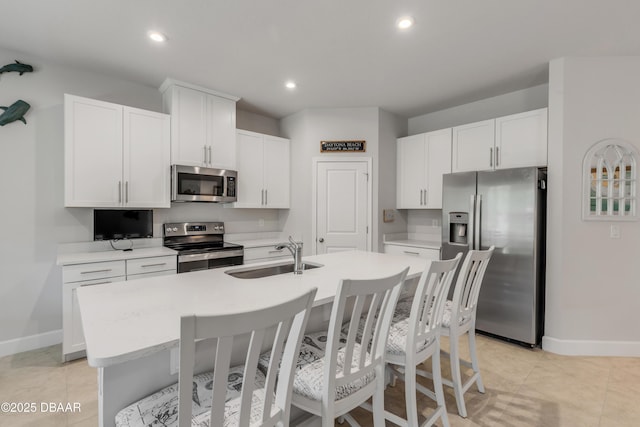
left=384, top=244, right=440, bottom=260
left=243, top=246, right=289, bottom=263
left=63, top=260, right=126, bottom=283
left=128, top=269, right=176, bottom=281
left=127, top=255, right=177, bottom=276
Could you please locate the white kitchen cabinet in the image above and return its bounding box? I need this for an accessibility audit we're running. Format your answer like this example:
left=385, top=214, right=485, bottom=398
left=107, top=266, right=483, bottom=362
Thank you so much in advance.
left=452, top=119, right=495, bottom=173
left=62, top=255, right=176, bottom=361
left=495, top=108, right=548, bottom=169
left=397, top=128, right=451, bottom=209
left=383, top=243, right=440, bottom=260
left=243, top=245, right=290, bottom=264
left=235, top=130, right=290, bottom=208
left=160, top=79, right=239, bottom=170
left=452, top=108, right=548, bottom=172
left=64, top=94, right=170, bottom=208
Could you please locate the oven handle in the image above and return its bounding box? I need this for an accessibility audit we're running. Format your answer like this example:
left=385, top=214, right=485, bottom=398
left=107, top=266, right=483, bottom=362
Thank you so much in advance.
left=178, top=249, right=244, bottom=263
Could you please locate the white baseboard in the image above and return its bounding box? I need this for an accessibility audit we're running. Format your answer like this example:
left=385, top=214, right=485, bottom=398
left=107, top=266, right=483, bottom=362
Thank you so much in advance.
left=0, top=330, right=62, bottom=358
left=542, top=335, right=640, bottom=357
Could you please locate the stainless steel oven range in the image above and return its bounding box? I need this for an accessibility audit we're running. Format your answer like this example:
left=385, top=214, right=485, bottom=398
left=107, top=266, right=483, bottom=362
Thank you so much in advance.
left=163, top=222, right=244, bottom=273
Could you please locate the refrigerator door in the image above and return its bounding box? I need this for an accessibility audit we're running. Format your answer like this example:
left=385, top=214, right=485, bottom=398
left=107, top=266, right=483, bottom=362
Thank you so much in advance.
left=475, top=167, right=544, bottom=345
left=441, top=171, right=476, bottom=262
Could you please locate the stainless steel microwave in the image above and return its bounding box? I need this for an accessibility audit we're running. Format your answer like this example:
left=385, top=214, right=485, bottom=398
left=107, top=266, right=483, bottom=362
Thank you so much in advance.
left=171, top=165, right=237, bottom=203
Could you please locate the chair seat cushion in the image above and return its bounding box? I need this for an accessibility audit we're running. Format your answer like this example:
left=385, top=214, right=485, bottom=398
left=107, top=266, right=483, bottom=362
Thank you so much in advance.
left=292, top=331, right=375, bottom=402
left=114, top=365, right=266, bottom=427
left=385, top=296, right=434, bottom=356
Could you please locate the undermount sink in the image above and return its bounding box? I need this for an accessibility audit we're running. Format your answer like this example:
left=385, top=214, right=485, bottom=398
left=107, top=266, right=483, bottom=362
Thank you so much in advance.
left=225, top=261, right=323, bottom=279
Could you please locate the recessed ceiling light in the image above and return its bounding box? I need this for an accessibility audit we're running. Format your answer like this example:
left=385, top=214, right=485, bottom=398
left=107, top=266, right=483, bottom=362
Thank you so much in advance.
left=396, top=16, right=415, bottom=30
left=148, top=31, right=167, bottom=43
left=285, top=81, right=297, bottom=89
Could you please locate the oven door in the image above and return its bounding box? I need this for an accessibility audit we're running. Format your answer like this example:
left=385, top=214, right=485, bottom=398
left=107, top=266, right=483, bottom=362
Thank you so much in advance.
left=177, top=250, right=244, bottom=273
left=171, top=165, right=237, bottom=203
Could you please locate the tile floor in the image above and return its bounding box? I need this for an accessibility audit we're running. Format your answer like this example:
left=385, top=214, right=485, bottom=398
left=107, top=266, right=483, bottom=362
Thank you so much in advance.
left=0, top=334, right=638, bottom=426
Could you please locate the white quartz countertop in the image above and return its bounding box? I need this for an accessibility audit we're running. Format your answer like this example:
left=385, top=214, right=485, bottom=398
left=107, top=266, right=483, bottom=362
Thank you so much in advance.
left=383, top=239, right=441, bottom=250
left=57, top=247, right=177, bottom=266
left=77, top=250, right=429, bottom=368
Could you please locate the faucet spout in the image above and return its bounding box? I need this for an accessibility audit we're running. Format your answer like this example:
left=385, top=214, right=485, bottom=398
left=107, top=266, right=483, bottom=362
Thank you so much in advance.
left=275, top=236, right=304, bottom=274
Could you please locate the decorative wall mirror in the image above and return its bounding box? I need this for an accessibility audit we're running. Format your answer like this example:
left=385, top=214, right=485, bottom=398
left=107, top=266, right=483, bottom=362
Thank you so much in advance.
left=582, top=139, right=638, bottom=220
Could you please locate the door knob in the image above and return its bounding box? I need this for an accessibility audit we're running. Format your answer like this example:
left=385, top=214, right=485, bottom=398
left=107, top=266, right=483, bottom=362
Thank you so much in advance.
left=318, top=238, right=324, bottom=243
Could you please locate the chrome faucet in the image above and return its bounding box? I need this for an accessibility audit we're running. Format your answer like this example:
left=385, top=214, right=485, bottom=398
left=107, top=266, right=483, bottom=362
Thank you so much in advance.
left=275, top=236, right=304, bottom=274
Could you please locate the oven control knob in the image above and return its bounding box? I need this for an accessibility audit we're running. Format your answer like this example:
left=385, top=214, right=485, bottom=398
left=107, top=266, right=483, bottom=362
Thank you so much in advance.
left=172, top=227, right=178, bottom=232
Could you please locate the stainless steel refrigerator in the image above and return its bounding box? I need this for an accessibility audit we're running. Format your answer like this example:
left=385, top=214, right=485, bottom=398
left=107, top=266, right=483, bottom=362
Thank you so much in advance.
left=441, top=167, right=546, bottom=346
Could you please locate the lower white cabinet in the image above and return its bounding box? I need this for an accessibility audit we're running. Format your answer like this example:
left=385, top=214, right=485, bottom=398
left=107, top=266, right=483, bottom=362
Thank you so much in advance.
left=62, top=255, right=176, bottom=361
left=243, top=245, right=290, bottom=265
left=383, top=243, right=440, bottom=260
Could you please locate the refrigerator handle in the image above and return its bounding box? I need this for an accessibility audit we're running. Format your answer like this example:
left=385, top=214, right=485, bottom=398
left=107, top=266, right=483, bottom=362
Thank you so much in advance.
left=468, top=194, right=476, bottom=249
left=474, top=194, right=482, bottom=250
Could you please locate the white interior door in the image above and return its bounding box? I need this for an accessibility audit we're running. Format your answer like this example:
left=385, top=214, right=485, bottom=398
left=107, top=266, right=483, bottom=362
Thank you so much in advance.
left=315, top=161, right=370, bottom=254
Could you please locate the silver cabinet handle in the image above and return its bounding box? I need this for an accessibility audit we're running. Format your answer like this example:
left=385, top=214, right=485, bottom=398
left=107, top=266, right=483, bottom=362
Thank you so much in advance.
left=419, top=189, right=423, bottom=205
left=268, top=249, right=283, bottom=254
left=81, top=269, right=112, bottom=275
left=489, top=148, right=493, bottom=167
left=208, top=146, right=212, bottom=165
left=203, top=146, right=207, bottom=164
left=81, top=281, right=111, bottom=287
left=261, top=189, right=264, bottom=205
left=141, top=263, right=167, bottom=268
left=423, top=189, right=427, bottom=206
left=125, top=181, right=129, bottom=203
left=403, top=250, right=420, bottom=256
left=318, top=238, right=324, bottom=243
left=118, top=181, right=122, bottom=203
left=495, top=146, right=500, bottom=167
left=265, top=189, right=268, bottom=205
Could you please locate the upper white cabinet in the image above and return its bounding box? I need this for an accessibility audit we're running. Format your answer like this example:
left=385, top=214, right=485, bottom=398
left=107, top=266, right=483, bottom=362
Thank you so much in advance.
left=397, top=128, right=452, bottom=209
left=235, top=130, right=290, bottom=208
left=160, top=78, right=239, bottom=170
left=452, top=108, right=548, bottom=172
left=64, top=94, right=170, bottom=208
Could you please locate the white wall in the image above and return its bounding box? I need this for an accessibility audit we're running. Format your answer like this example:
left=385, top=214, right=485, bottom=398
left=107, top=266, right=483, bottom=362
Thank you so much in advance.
left=544, top=57, right=640, bottom=356
left=280, top=107, right=395, bottom=254
left=408, top=84, right=549, bottom=135
left=0, top=47, right=281, bottom=353
left=237, top=109, right=280, bottom=137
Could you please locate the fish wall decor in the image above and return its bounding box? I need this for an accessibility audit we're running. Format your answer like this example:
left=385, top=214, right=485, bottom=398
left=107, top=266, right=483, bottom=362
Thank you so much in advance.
left=0, top=60, right=34, bottom=75
left=0, top=100, right=31, bottom=126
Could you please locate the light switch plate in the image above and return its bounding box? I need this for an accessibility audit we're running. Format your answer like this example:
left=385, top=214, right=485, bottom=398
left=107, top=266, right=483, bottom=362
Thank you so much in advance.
left=610, top=225, right=620, bottom=239
left=383, top=209, right=395, bottom=223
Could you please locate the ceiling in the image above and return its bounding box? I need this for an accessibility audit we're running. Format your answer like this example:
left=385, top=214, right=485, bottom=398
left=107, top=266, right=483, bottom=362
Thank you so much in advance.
left=1, top=1, right=639, bottom=119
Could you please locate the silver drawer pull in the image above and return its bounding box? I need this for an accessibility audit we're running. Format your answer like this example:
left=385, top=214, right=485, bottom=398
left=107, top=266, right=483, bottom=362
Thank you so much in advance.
left=141, top=263, right=167, bottom=268
left=403, top=251, right=420, bottom=256
left=80, top=269, right=112, bottom=275
left=82, top=281, right=110, bottom=286
left=268, top=250, right=283, bottom=254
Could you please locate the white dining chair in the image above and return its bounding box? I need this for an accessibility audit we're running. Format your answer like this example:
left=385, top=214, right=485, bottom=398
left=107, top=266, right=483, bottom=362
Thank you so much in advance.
left=440, top=246, right=494, bottom=418
left=114, top=286, right=317, bottom=427
left=383, top=253, right=462, bottom=427
left=289, top=267, right=409, bottom=427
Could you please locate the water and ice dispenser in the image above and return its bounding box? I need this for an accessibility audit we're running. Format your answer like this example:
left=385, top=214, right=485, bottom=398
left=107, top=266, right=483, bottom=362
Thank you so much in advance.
left=448, top=212, right=468, bottom=244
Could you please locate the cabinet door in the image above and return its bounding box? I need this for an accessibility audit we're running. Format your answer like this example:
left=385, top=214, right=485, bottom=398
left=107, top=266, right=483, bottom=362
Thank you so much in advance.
left=263, top=136, right=290, bottom=208
left=208, top=96, right=237, bottom=169
left=123, top=107, right=171, bottom=207
left=235, top=131, right=265, bottom=207
left=64, top=95, right=123, bottom=207
left=63, top=276, right=124, bottom=360
left=495, top=108, right=548, bottom=169
left=169, top=86, right=208, bottom=166
left=425, top=128, right=452, bottom=209
left=397, top=134, right=426, bottom=208
left=452, top=119, right=495, bottom=172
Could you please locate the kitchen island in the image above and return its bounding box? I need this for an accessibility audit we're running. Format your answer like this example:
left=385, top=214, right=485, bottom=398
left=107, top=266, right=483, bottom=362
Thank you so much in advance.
left=77, top=250, right=430, bottom=427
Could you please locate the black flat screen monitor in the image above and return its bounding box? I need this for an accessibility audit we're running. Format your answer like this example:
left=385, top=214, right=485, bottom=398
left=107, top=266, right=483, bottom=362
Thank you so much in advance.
left=93, top=209, right=153, bottom=241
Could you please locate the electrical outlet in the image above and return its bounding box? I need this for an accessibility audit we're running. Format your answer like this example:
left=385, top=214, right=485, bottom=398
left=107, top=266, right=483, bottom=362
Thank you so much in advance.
left=383, top=209, right=395, bottom=222
left=610, top=225, right=620, bottom=239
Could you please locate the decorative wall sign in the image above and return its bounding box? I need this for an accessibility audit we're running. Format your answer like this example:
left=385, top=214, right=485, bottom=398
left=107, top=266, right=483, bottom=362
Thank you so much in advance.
left=0, top=100, right=31, bottom=126
left=0, top=60, right=34, bottom=76
left=320, top=140, right=366, bottom=152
